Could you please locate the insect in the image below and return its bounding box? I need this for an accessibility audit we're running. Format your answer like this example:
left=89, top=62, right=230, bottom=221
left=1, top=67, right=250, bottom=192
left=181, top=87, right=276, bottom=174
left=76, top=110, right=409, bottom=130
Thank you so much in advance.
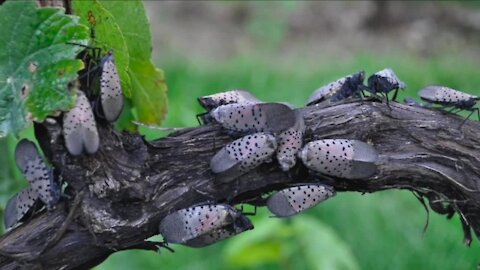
left=418, top=85, right=480, bottom=125
left=209, top=102, right=297, bottom=135
left=367, top=68, right=406, bottom=104
left=14, top=139, right=61, bottom=209
left=4, top=187, right=38, bottom=229
left=197, top=90, right=261, bottom=124
left=63, top=90, right=100, bottom=156
left=68, top=43, right=124, bottom=122
left=306, top=71, right=365, bottom=106
left=299, top=139, right=378, bottom=179
left=184, top=213, right=253, bottom=248
left=210, top=132, right=278, bottom=175
left=98, top=51, right=124, bottom=122
left=159, top=204, right=246, bottom=244
left=267, top=184, right=336, bottom=217
left=276, top=110, right=305, bottom=171
left=198, top=90, right=261, bottom=112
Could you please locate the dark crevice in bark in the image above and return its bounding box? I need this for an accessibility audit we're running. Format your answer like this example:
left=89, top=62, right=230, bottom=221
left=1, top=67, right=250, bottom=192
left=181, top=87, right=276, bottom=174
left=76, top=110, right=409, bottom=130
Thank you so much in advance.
left=0, top=100, right=479, bottom=269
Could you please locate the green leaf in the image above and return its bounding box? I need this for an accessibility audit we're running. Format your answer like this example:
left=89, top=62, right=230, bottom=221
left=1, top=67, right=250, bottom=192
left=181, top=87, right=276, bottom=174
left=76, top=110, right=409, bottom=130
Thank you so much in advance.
left=223, top=215, right=359, bottom=270
left=0, top=0, right=90, bottom=137
left=71, top=0, right=131, bottom=98
left=99, top=0, right=168, bottom=125
left=293, top=216, right=360, bottom=270
left=223, top=218, right=288, bottom=268
left=72, top=0, right=168, bottom=125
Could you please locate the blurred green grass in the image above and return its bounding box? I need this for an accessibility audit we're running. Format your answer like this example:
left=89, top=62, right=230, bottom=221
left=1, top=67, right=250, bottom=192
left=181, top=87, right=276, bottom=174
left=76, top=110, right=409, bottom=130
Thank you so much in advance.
left=98, top=51, right=480, bottom=269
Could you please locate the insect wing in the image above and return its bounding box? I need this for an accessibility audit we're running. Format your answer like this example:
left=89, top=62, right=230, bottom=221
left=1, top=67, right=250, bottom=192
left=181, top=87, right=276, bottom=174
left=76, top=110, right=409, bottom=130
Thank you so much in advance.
left=100, top=52, right=124, bottom=122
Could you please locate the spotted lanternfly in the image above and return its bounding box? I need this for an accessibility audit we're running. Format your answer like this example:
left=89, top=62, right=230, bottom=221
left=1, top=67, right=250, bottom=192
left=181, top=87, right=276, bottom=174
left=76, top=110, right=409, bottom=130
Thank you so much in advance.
left=276, top=110, right=305, bottom=171
left=184, top=213, right=253, bottom=248
left=210, top=132, right=278, bottom=175
left=99, top=51, right=124, bottom=122
left=307, top=71, right=365, bottom=106
left=63, top=90, right=100, bottom=155
left=210, top=102, right=296, bottom=135
left=198, top=90, right=261, bottom=112
left=159, top=204, right=245, bottom=244
left=299, top=139, right=378, bottom=179
left=418, top=85, right=480, bottom=124
left=4, top=187, right=38, bottom=229
left=15, top=139, right=61, bottom=208
left=367, top=68, right=406, bottom=103
left=267, top=184, right=336, bottom=217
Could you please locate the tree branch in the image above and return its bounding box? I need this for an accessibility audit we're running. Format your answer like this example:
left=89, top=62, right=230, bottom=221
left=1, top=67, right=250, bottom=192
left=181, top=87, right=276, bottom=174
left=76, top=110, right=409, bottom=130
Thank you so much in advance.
left=0, top=100, right=479, bottom=269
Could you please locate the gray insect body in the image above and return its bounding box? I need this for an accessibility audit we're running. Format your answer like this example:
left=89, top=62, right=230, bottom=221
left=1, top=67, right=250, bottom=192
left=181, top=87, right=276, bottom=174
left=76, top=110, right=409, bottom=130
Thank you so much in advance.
left=159, top=204, right=245, bottom=244
left=15, top=139, right=60, bottom=208
left=276, top=110, right=305, bottom=171
left=63, top=90, right=100, bottom=155
left=367, top=68, right=406, bottom=102
left=4, top=187, right=38, bottom=229
left=184, top=214, right=253, bottom=248
left=198, top=90, right=261, bottom=111
left=267, top=184, right=336, bottom=217
left=99, top=51, right=124, bottom=122
left=299, top=139, right=378, bottom=179
left=419, top=85, right=479, bottom=108
left=418, top=85, right=480, bottom=124
left=23, top=155, right=59, bottom=207
left=210, top=132, right=278, bottom=174
left=210, top=102, right=296, bottom=135
left=307, top=71, right=365, bottom=105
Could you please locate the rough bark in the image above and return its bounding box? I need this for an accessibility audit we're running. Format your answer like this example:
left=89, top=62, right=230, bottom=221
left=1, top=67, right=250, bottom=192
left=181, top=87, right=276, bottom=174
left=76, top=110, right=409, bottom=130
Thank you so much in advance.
left=0, top=100, right=479, bottom=269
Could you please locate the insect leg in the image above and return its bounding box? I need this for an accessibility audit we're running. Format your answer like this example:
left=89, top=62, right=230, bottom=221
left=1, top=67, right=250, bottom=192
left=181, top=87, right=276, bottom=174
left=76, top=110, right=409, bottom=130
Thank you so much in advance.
left=459, top=109, right=475, bottom=128
left=392, top=88, right=399, bottom=102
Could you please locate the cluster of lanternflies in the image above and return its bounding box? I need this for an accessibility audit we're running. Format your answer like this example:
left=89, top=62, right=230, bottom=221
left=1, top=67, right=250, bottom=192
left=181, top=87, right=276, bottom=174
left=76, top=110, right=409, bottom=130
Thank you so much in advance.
left=158, top=68, right=480, bottom=248
left=5, top=62, right=480, bottom=249
left=4, top=51, right=124, bottom=229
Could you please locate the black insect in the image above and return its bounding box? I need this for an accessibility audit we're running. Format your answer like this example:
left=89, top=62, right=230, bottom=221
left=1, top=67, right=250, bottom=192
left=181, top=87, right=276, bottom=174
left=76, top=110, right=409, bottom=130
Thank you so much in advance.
left=418, top=85, right=480, bottom=125
left=367, top=68, right=406, bottom=104
left=307, top=71, right=366, bottom=106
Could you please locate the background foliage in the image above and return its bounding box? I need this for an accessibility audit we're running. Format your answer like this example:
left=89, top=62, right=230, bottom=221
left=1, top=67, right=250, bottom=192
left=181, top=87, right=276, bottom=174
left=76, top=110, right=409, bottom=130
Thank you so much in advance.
left=1, top=1, right=480, bottom=269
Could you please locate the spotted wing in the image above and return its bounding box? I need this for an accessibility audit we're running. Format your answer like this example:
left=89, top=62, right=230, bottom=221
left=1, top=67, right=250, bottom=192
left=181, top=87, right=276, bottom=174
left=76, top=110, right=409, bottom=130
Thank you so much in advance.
left=198, top=90, right=261, bottom=111
left=267, top=184, right=335, bottom=217
left=211, top=103, right=296, bottom=134
left=100, top=52, right=124, bottom=122
left=210, top=133, right=278, bottom=174
left=276, top=110, right=305, bottom=171
left=185, top=214, right=253, bottom=248
left=15, top=139, right=39, bottom=173
left=4, top=187, right=38, bottom=229
left=159, top=204, right=237, bottom=244
left=307, top=77, right=347, bottom=105
left=419, top=85, right=476, bottom=104
left=63, top=91, right=100, bottom=155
